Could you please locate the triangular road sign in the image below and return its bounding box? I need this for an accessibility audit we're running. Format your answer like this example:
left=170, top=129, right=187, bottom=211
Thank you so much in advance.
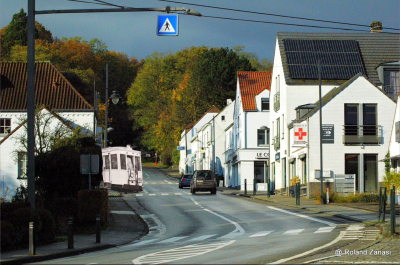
left=159, top=18, right=175, bottom=33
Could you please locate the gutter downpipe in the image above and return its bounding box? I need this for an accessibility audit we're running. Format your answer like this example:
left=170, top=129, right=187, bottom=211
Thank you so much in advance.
left=307, top=117, right=311, bottom=199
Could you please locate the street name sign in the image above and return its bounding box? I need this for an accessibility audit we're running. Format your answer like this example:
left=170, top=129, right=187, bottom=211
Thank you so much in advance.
left=157, top=14, right=179, bottom=36
left=177, top=146, right=185, bottom=150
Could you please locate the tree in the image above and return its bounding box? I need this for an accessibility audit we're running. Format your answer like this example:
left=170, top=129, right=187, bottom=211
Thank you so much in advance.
left=232, top=45, right=273, bottom=71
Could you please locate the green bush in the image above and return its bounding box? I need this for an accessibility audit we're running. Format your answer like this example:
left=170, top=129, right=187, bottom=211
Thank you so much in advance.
left=315, top=192, right=379, bottom=203
left=36, top=209, right=56, bottom=244
left=1, top=221, right=15, bottom=251
left=9, top=208, right=42, bottom=248
left=78, top=189, right=108, bottom=224
left=383, top=171, right=400, bottom=195
left=0, top=202, right=31, bottom=222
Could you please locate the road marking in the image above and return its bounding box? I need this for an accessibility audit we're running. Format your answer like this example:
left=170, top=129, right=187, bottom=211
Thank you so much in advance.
left=315, top=226, right=336, bottom=233
left=174, top=193, right=182, bottom=195
left=124, top=239, right=157, bottom=247
left=190, top=197, right=200, bottom=206
left=283, top=229, right=304, bottom=235
left=109, top=210, right=135, bottom=215
left=249, top=231, right=274, bottom=237
left=132, top=240, right=235, bottom=264
left=188, top=234, right=217, bottom=241
left=136, top=194, right=143, bottom=197
left=161, top=193, right=169, bottom=196
left=143, top=189, right=149, bottom=194
left=149, top=194, right=156, bottom=196
left=270, top=231, right=345, bottom=264
left=266, top=206, right=336, bottom=227
left=159, top=236, right=188, bottom=243
left=144, top=172, right=150, bottom=179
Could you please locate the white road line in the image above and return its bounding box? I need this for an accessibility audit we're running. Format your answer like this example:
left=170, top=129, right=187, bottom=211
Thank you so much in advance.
left=136, top=194, right=143, bottom=197
left=123, top=239, right=157, bottom=247
left=266, top=206, right=336, bottom=227
left=346, top=225, right=364, bottom=230
left=315, top=226, right=336, bottom=233
left=109, top=210, right=135, bottom=215
left=132, top=240, right=235, bottom=264
left=164, top=180, right=172, bottom=184
left=149, top=194, right=156, bottom=196
left=188, top=234, right=217, bottom=241
left=161, top=193, right=169, bottom=196
left=283, top=229, right=304, bottom=235
left=270, top=231, right=346, bottom=264
left=190, top=197, right=200, bottom=206
left=159, top=236, right=188, bottom=243
left=174, top=193, right=182, bottom=195
left=249, top=231, right=274, bottom=237
left=144, top=172, right=150, bottom=179
left=142, top=189, right=149, bottom=194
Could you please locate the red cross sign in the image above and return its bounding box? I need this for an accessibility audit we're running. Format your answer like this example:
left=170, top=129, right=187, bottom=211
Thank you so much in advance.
left=295, top=128, right=307, bottom=140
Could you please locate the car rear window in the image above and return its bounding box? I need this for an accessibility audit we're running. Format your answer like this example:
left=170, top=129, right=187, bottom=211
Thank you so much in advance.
left=197, top=171, right=214, bottom=180
left=183, top=175, right=192, bottom=178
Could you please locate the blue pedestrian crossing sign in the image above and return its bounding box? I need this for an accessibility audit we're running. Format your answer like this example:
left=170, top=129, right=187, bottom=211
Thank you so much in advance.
left=157, top=14, right=179, bottom=36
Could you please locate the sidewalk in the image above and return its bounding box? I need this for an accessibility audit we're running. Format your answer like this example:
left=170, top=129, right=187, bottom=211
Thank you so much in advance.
left=0, top=190, right=148, bottom=265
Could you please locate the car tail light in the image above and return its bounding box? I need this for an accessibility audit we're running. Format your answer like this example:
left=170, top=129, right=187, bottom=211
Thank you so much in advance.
left=182, top=178, right=187, bottom=181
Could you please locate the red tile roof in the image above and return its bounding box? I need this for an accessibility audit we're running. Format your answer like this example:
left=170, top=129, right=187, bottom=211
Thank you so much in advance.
left=238, top=71, right=272, bottom=111
left=1, top=62, right=93, bottom=110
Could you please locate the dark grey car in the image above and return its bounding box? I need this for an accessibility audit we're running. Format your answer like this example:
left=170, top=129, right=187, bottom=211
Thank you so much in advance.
left=190, top=170, right=217, bottom=194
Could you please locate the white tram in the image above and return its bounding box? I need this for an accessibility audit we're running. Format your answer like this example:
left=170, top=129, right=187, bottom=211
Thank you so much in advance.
left=102, top=145, right=143, bottom=191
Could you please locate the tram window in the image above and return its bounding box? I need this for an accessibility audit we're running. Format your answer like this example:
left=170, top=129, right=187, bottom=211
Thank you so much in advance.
left=135, top=156, right=141, bottom=171
left=120, top=154, right=126, bottom=170
left=104, top=155, right=110, bottom=169
left=111, top=154, right=118, bottom=169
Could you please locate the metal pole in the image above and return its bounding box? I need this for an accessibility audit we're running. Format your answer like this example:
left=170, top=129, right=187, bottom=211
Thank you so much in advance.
left=27, top=0, right=36, bottom=210
left=104, top=64, right=109, bottom=148
left=29, top=222, right=35, bottom=255
left=391, top=186, right=396, bottom=235
left=213, top=115, right=215, bottom=175
left=89, top=155, right=92, bottom=190
left=93, top=80, right=96, bottom=140
left=245, top=179, right=247, bottom=195
left=68, top=217, right=74, bottom=249
left=96, top=214, right=101, bottom=243
left=318, top=59, right=324, bottom=205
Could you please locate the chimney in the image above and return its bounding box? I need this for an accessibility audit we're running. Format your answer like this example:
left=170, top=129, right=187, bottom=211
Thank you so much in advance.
left=227, top=99, right=232, bottom=105
left=370, top=21, right=382, bottom=33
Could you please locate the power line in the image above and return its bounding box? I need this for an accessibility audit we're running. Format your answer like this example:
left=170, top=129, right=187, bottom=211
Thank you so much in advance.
left=157, top=0, right=400, bottom=31
left=65, top=0, right=111, bottom=6
left=92, top=0, right=126, bottom=8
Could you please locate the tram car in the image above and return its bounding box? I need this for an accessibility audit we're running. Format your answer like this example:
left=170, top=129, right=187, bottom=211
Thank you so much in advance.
left=102, top=145, right=143, bottom=192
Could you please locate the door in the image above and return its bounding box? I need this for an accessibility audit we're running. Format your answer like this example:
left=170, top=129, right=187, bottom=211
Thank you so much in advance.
left=345, top=154, right=359, bottom=191
left=282, top=158, right=286, bottom=188
left=364, top=154, right=377, bottom=192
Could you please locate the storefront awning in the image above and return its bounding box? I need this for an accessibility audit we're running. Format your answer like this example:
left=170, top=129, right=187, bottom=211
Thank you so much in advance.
left=379, top=154, right=400, bottom=162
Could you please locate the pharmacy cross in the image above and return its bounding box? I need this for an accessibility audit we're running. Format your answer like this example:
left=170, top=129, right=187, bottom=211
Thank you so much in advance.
left=295, top=128, right=307, bottom=140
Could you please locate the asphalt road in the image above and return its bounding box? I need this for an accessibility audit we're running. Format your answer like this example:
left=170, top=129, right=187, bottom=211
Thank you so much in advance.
left=34, top=167, right=348, bottom=264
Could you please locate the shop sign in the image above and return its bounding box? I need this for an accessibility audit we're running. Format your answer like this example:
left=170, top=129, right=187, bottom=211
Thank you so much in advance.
left=322, top=124, right=334, bottom=144
left=293, top=123, right=307, bottom=146
left=256, top=152, right=269, bottom=159
left=275, top=152, right=280, bottom=161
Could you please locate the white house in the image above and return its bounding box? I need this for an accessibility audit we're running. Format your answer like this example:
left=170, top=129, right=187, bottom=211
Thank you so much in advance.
left=269, top=32, right=400, bottom=196
left=178, top=106, right=220, bottom=174
left=0, top=62, right=96, bottom=200
left=385, top=94, right=400, bottom=173
left=191, top=99, right=235, bottom=186
left=229, top=71, right=272, bottom=191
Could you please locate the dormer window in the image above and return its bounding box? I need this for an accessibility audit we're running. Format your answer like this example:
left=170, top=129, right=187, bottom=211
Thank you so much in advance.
left=0, top=118, right=11, bottom=135
left=384, top=69, right=399, bottom=101
left=295, top=104, right=317, bottom=120
left=261, top=98, right=270, bottom=111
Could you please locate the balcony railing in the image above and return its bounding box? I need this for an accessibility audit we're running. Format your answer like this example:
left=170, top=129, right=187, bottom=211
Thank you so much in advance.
left=274, top=92, right=280, bottom=112
left=342, top=125, right=383, bottom=145
left=383, top=85, right=400, bottom=102
left=273, top=135, right=280, bottom=151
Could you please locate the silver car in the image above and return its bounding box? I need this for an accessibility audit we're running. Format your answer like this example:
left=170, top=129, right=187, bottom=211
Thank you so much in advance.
left=190, top=170, right=217, bottom=195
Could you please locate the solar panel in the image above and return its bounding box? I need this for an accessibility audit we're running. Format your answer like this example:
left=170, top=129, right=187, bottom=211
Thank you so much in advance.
left=283, top=39, right=366, bottom=80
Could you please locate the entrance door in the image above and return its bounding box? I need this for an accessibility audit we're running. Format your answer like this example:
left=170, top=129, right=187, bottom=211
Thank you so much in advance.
left=364, top=154, right=377, bottom=192
left=282, top=158, right=286, bottom=188
left=345, top=154, right=359, bottom=191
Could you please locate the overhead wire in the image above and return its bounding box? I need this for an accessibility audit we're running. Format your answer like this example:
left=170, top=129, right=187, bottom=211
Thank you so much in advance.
left=65, top=0, right=112, bottom=6
left=157, top=0, right=400, bottom=32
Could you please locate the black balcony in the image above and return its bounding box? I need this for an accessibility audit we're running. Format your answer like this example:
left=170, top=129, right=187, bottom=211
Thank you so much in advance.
left=342, top=125, right=383, bottom=145
left=383, top=85, right=399, bottom=102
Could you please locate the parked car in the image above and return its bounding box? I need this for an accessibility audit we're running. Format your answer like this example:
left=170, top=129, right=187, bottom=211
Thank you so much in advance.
left=190, top=170, right=217, bottom=194
left=179, top=174, right=193, bottom=188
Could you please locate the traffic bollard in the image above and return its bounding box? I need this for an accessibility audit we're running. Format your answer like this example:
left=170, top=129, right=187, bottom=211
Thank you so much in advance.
left=326, top=188, right=329, bottom=204
left=244, top=179, right=247, bottom=196
left=68, top=217, right=74, bottom=249
left=253, top=179, right=257, bottom=196
left=29, top=222, right=35, bottom=255
left=96, top=214, right=101, bottom=243
left=296, top=182, right=300, bottom=205
left=267, top=179, right=270, bottom=198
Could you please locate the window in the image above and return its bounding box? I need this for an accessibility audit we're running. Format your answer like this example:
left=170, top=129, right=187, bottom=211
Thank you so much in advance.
left=281, top=114, right=285, bottom=139
left=221, top=115, right=225, bottom=121
left=363, top=104, right=377, bottom=136
left=104, top=155, right=110, bottom=169
left=261, top=98, right=270, bottom=111
left=344, top=104, right=359, bottom=135
left=120, top=154, right=126, bottom=170
left=0, top=118, right=11, bottom=134
left=111, top=154, right=118, bottom=169
left=254, top=161, right=265, bottom=183
left=257, top=128, right=269, bottom=146
left=384, top=69, right=399, bottom=101
left=18, top=152, right=27, bottom=179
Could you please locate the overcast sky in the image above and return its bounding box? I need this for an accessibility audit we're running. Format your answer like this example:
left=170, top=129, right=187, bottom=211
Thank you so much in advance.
left=1, top=0, right=399, bottom=61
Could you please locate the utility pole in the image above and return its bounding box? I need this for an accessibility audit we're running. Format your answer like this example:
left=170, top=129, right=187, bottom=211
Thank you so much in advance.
left=27, top=0, right=36, bottom=210
left=212, top=115, right=216, bottom=175
left=104, top=64, right=109, bottom=147
left=318, top=59, right=324, bottom=205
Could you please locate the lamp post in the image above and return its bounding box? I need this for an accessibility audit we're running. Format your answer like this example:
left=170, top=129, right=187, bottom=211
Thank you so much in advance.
left=104, top=64, right=121, bottom=148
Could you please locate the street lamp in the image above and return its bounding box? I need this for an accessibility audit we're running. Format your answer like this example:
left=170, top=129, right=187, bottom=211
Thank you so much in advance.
left=104, top=64, right=120, bottom=148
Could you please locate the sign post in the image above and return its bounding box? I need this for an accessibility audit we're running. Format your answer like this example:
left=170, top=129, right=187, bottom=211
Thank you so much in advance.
left=80, top=155, right=100, bottom=190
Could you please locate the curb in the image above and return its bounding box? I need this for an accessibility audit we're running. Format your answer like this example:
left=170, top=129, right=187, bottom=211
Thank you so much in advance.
left=1, top=244, right=115, bottom=265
